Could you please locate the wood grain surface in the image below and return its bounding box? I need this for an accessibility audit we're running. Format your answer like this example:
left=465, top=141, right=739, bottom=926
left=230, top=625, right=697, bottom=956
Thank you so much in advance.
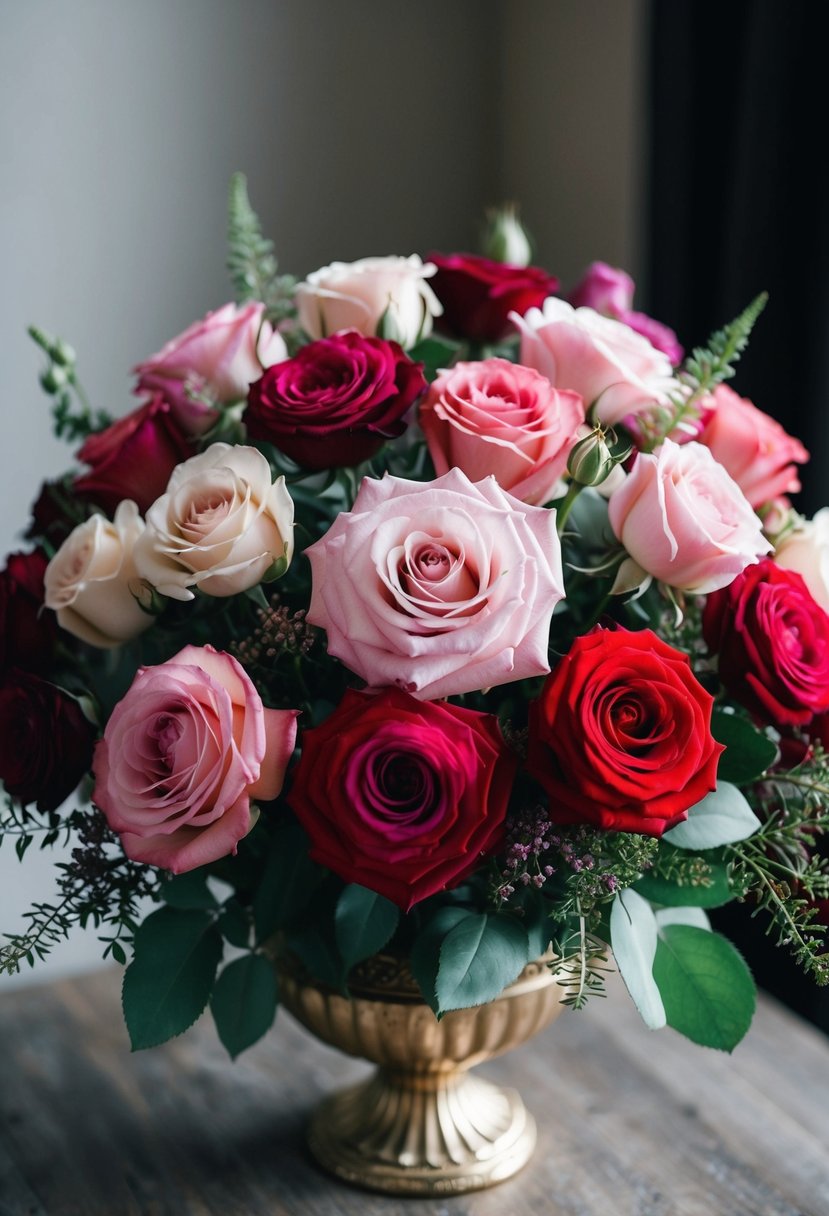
left=1, top=967, right=828, bottom=1216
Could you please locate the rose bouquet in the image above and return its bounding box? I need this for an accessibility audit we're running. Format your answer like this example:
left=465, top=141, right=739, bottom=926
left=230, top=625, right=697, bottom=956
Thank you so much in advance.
left=3, top=175, right=829, bottom=1064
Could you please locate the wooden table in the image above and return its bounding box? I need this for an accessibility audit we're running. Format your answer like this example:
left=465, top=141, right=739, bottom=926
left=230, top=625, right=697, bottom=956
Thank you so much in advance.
left=1, top=967, right=828, bottom=1216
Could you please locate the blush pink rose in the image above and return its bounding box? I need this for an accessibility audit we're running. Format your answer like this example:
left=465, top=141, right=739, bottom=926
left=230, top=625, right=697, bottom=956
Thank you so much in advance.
left=93, top=644, right=298, bottom=873
left=697, top=384, right=809, bottom=509
left=775, top=508, right=829, bottom=613
left=568, top=261, right=683, bottom=364
left=420, top=357, right=584, bottom=505
left=608, top=439, right=772, bottom=593
left=306, top=468, right=565, bottom=701
left=134, top=302, right=287, bottom=434
left=512, top=297, right=679, bottom=426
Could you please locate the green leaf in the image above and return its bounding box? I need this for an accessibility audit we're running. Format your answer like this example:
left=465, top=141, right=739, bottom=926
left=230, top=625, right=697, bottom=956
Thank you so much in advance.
left=434, top=913, right=529, bottom=1016
left=226, top=172, right=277, bottom=305
left=218, top=898, right=252, bottom=948
left=122, top=908, right=222, bottom=1050
left=654, top=906, right=711, bottom=932
left=634, top=864, right=733, bottom=909
left=335, top=885, right=400, bottom=974
left=161, top=870, right=218, bottom=910
left=664, top=782, right=761, bottom=850
left=406, top=335, right=463, bottom=382
left=210, top=953, right=279, bottom=1059
left=712, top=710, right=778, bottom=784
left=253, top=821, right=327, bottom=943
left=409, top=906, right=468, bottom=1010
left=286, top=924, right=343, bottom=990
left=653, top=925, right=756, bottom=1051
left=609, top=889, right=666, bottom=1029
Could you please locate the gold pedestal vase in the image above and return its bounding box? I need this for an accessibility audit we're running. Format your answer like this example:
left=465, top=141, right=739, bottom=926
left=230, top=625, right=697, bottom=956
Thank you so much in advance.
left=276, top=952, right=566, bottom=1196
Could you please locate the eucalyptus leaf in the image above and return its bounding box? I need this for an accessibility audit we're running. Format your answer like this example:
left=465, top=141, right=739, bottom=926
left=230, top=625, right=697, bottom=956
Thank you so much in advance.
left=609, top=889, right=666, bottom=1030
left=652, top=925, right=756, bottom=1051
left=663, top=782, right=761, bottom=851
left=655, top=906, right=711, bottom=932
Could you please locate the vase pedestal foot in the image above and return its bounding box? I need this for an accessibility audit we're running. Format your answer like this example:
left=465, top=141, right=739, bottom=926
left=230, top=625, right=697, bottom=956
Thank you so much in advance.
left=307, top=1066, right=537, bottom=1196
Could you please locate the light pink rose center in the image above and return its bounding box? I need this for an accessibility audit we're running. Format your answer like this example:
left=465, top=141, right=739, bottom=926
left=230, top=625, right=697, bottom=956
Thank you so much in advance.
left=180, top=490, right=233, bottom=541
left=399, top=535, right=479, bottom=613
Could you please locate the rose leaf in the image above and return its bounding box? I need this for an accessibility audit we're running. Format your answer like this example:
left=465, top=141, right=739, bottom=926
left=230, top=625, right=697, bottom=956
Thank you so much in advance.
left=335, top=884, right=400, bottom=975
left=711, top=710, right=779, bottom=784
left=434, top=912, right=529, bottom=1016
left=210, top=953, right=279, bottom=1059
left=652, top=925, right=756, bottom=1051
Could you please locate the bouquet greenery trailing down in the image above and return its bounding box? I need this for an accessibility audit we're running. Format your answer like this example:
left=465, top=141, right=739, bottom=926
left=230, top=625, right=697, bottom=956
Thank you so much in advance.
left=2, top=175, right=828, bottom=1059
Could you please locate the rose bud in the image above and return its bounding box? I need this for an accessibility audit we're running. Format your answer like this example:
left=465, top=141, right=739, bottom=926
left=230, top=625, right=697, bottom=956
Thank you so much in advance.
left=481, top=204, right=533, bottom=267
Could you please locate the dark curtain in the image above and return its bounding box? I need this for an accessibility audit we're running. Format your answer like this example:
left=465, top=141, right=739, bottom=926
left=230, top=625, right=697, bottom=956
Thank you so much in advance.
left=648, top=0, right=829, bottom=1031
left=648, top=0, right=829, bottom=515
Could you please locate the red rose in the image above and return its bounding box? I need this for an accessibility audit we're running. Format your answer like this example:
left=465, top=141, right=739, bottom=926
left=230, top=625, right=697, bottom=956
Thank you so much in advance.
left=73, top=395, right=193, bottom=515
left=0, top=669, right=96, bottom=811
left=527, top=627, right=722, bottom=837
left=288, top=687, right=516, bottom=909
left=0, top=550, right=58, bottom=675
left=244, top=332, right=426, bottom=470
left=428, top=251, right=559, bottom=344
left=703, top=559, right=829, bottom=728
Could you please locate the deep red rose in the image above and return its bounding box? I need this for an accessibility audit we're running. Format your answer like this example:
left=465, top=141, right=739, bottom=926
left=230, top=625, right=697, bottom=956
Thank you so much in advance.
left=73, top=395, right=193, bottom=515
left=26, top=478, right=96, bottom=548
left=288, top=686, right=516, bottom=909
left=527, top=627, right=722, bottom=837
left=0, top=669, right=96, bottom=811
left=0, top=550, right=57, bottom=675
left=244, top=331, right=426, bottom=470
left=427, top=251, right=559, bottom=344
left=703, top=559, right=829, bottom=728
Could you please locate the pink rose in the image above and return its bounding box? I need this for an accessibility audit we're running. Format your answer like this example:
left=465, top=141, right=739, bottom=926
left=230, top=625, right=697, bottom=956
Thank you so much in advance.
left=697, top=385, right=809, bottom=509
left=93, top=645, right=298, bottom=873
left=134, top=302, right=287, bottom=434
left=775, top=508, right=829, bottom=614
left=306, top=468, right=565, bottom=700
left=513, top=297, right=679, bottom=426
left=420, top=357, right=584, bottom=504
left=568, top=261, right=683, bottom=364
left=608, top=439, right=772, bottom=593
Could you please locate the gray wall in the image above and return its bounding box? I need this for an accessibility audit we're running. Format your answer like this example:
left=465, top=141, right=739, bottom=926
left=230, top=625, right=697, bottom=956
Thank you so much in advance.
left=0, top=0, right=646, bottom=983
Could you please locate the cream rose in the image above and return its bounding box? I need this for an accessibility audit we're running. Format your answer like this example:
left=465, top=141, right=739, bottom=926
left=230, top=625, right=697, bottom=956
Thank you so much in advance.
left=133, top=443, right=294, bottom=600
left=512, top=297, right=679, bottom=426
left=774, top=508, right=829, bottom=613
left=608, top=439, right=772, bottom=593
left=296, top=255, right=443, bottom=348
left=44, top=500, right=153, bottom=648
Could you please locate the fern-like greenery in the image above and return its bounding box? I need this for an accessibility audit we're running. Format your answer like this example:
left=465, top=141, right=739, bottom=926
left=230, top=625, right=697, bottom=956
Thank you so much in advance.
left=226, top=172, right=296, bottom=323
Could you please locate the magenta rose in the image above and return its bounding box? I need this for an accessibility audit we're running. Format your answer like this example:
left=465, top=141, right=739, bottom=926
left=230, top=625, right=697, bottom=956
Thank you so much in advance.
left=513, top=297, right=679, bottom=425
left=73, top=396, right=193, bottom=516
left=420, top=357, right=584, bottom=504
left=288, top=687, right=516, bottom=909
left=568, top=261, right=683, bottom=364
left=697, top=385, right=809, bottom=509
left=134, top=302, right=287, bottom=434
left=0, top=670, right=95, bottom=811
left=305, top=468, right=565, bottom=700
left=608, top=439, right=771, bottom=593
left=93, top=645, right=298, bottom=873
left=0, top=550, right=57, bottom=674
left=245, top=331, right=426, bottom=469
left=428, top=251, right=559, bottom=344
left=702, top=560, right=829, bottom=728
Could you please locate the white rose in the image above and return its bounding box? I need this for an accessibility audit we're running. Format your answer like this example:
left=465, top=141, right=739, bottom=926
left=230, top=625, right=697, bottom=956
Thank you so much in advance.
left=296, top=255, right=443, bottom=348
left=133, top=443, right=294, bottom=600
left=775, top=508, right=829, bottom=613
left=44, top=500, right=153, bottom=648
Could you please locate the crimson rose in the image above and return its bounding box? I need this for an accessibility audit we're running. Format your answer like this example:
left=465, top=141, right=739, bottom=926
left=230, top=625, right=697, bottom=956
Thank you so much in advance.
left=703, top=559, right=829, bottom=728
left=288, top=687, right=516, bottom=909
left=527, top=627, right=722, bottom=836
left=73, top=395, right=193, bottom=515
left=428, top=251, right=559, bottom=344
left=245, top=332, right=426, bottom=470
left=0, top=549, right=57, bottom=674
left=0, top=669, right=95, bottom=811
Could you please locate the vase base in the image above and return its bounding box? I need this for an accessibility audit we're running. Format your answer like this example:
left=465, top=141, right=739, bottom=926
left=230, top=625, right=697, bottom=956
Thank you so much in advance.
left=307, top=1068, right=537, bottom=1196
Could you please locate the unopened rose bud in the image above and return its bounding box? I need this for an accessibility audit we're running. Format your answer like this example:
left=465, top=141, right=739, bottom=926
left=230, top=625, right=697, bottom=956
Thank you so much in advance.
left=40, top=365, right=68, bottom=394
left=567, top=427, right=617, bottom=487
left=482, top=204, right=532, bottom=267
left=51, top=339, right=76, bottom=367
